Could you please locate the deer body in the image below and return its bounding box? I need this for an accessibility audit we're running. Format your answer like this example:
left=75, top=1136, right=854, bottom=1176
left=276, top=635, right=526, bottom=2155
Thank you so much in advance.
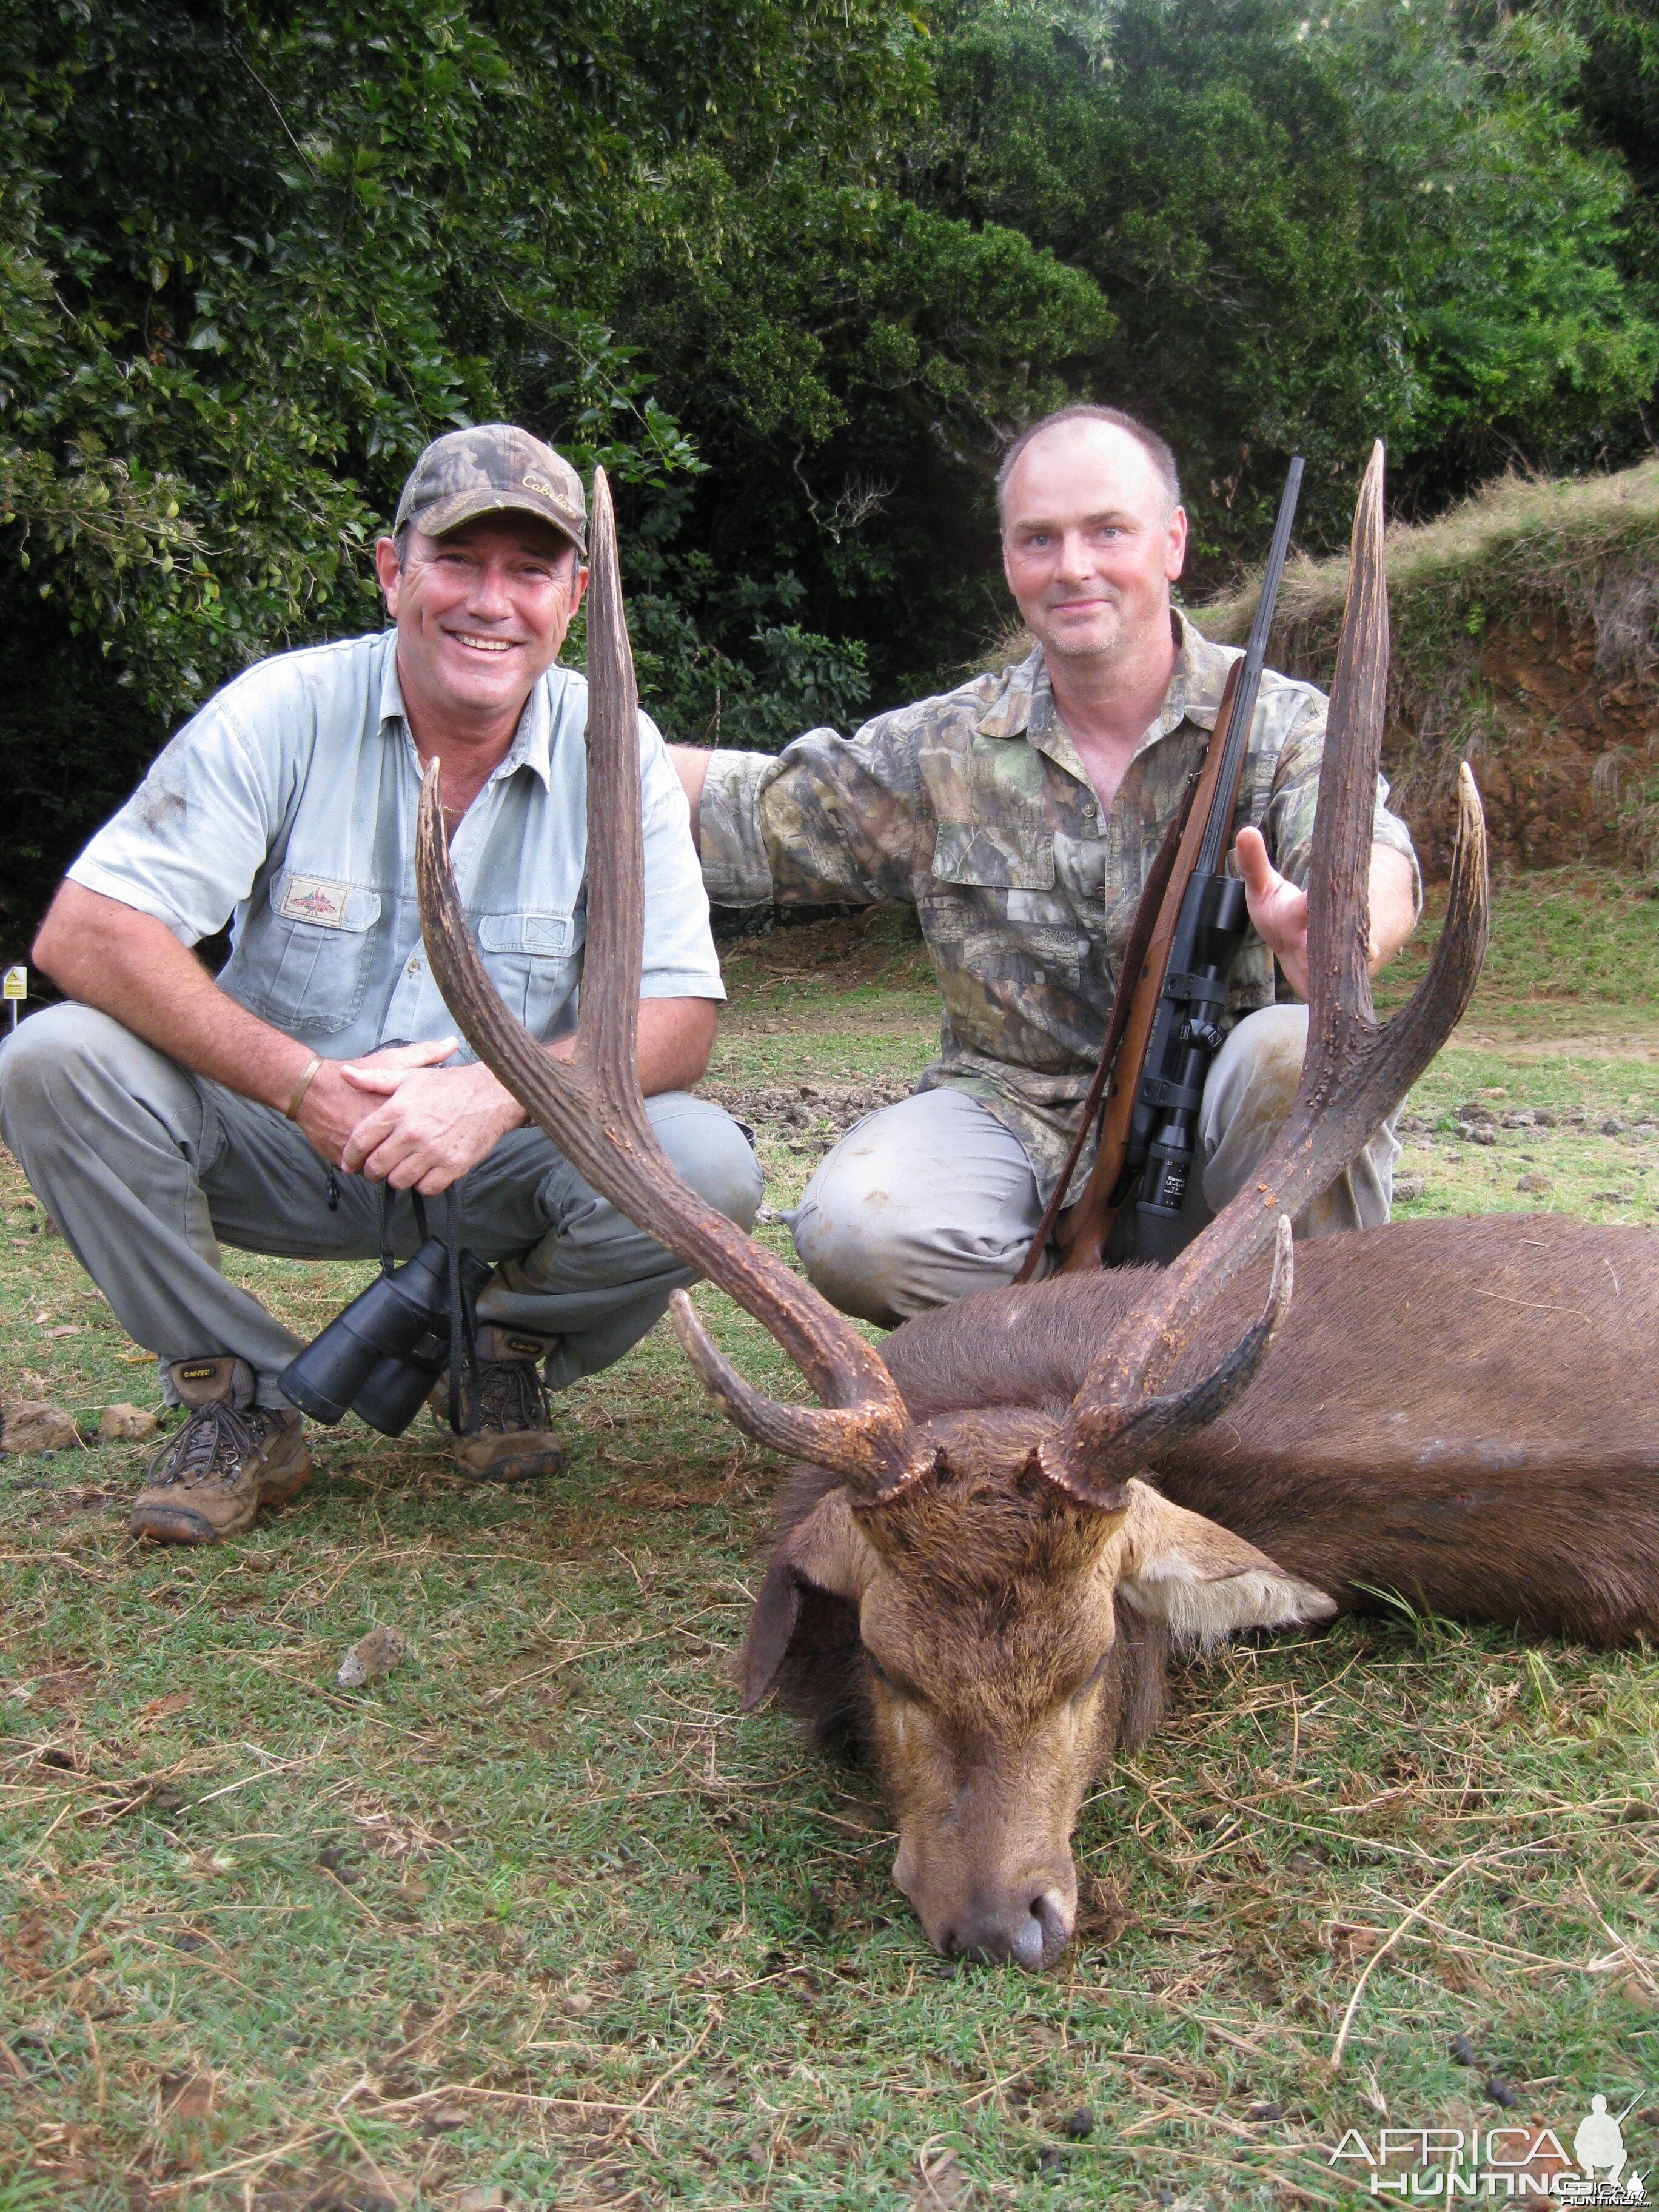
left=883, top=1215, right=1659, bottom=1647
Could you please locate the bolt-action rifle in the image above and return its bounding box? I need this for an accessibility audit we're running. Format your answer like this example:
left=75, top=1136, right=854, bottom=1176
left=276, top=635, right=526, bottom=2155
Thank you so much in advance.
left=1016, top=455, right=1305, bottom=1279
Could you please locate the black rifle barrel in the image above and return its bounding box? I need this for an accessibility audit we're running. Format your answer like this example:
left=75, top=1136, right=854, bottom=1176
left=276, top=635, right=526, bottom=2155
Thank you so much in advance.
left=1194, top=454, right=1305, bottom=877
left=1125, top=452, right=1308, bottom=1235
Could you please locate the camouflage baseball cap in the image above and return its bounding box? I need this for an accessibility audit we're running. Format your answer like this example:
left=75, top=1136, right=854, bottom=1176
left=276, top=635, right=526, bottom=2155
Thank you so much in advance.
left=393, top=425, right=587, bottom=555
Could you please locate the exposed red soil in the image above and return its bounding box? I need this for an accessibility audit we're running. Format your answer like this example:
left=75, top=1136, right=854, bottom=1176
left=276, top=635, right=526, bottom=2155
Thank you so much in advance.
left=1399, top=608, right=1659, bottom=877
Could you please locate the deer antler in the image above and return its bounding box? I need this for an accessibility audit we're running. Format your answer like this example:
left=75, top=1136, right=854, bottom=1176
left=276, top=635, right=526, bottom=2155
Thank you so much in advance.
left=1040, top=441, right=1490, bottom=1506
left=415, top=466, right=931, bottom=1500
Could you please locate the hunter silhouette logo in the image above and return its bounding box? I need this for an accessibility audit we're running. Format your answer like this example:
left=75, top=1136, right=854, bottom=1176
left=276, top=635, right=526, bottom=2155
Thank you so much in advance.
left=1327, top=2092, right=1646, bottom=2200
left=1561, top=2098, right=1646, bottom=2205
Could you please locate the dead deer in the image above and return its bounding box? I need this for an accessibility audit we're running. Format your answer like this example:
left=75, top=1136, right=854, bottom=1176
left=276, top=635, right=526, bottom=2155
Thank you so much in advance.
left=415, top=448, right=1659, bottom=1974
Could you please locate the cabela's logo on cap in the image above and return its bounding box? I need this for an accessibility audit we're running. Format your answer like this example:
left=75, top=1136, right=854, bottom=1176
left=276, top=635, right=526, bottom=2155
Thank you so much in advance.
left=522, top=472, right=565, bottom=500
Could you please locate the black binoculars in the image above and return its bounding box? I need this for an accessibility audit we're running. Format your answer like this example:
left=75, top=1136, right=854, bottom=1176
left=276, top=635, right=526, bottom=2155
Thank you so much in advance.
left=280, top=1236, right=492, bottom=1436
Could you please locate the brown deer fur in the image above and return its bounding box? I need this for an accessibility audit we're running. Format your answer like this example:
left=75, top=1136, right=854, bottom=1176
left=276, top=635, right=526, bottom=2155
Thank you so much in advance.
left=748, top=1451, right=1331, bottom=1963
left=882, top=1216, right=1659, bottom=1647
left=742, top=1215, right=1659, bottom=1962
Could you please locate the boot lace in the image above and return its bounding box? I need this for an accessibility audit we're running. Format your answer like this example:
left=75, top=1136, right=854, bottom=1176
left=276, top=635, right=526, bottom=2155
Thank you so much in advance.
left=153, top=1400, right=276, bottom=1490
left=472, top=1359, right=553, bottom=1435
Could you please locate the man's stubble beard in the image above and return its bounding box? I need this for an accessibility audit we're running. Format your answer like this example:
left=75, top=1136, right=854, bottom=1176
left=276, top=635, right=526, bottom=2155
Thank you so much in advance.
left=1033, top=603, right=1130, bottom=670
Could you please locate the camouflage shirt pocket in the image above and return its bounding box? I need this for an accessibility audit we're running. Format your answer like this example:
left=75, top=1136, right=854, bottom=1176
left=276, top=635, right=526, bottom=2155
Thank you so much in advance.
left=931, top=819, right=1056, bottom=892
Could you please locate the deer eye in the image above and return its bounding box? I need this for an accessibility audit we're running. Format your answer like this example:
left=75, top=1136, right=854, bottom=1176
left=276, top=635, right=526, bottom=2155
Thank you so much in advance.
left=863, top=1649, right=914, bottom=1700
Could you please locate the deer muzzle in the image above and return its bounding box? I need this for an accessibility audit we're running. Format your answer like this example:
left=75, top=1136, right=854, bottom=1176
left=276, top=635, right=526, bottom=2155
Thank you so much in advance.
left=893, top=1825, right=1080, bottom=1972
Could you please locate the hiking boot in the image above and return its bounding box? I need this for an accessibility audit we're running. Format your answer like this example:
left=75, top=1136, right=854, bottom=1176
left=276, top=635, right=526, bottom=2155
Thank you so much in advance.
left=438, top=1326, right=566, bottom=1483
left=129, top=1356, right=312, bottom=1544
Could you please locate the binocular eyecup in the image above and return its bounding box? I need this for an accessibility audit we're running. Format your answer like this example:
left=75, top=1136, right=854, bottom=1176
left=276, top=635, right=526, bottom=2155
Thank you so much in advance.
left=280, top=1236, right=492, bottom=1437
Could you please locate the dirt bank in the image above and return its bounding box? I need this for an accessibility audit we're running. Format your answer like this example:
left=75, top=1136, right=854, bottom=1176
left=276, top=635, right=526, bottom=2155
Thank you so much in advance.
left=1398, top=602, right=1659, bottom=875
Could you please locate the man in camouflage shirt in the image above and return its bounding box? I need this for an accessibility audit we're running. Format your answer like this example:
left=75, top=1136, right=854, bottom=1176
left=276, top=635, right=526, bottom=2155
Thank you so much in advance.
left=672, top=406, right=1419, bottom=1326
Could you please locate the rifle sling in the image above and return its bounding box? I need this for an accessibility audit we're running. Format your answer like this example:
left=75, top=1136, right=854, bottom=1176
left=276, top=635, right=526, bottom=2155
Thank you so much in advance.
left=1012, top=658, right=1246, bottom=1282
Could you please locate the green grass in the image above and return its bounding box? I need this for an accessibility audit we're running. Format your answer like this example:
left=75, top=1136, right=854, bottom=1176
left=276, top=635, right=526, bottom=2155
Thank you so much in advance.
left=4, top=902, right=1659, bottom=2209
left=1380, top=864, right=1659, bottom=1036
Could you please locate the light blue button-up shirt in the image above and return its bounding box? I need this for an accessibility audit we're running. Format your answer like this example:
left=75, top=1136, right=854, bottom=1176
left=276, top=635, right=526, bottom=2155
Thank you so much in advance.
left=67, top=632, right=723, bottom=1059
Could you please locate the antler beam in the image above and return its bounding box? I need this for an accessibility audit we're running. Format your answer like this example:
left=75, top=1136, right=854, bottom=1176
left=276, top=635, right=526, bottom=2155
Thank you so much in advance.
left=416, top=467, right=931, bottom=1500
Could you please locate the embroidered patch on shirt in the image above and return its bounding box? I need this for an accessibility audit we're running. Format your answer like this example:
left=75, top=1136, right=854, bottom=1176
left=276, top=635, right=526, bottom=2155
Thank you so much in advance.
left=280, top=874, right=352, bottom=927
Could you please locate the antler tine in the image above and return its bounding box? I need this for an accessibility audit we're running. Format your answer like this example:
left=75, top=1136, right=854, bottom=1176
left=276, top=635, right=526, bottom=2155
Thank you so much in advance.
left=416, top=468, right=929, bottom=1500
left=578, top=464, right=653, bottom=1139
left=1041, top=441, right=1489, bottom=1495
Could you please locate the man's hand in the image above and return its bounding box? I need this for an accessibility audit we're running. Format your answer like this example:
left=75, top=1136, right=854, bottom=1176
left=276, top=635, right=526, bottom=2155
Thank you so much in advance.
left=1233, top=826, right=1417, bottom=1001
left=1234, top=827, right=1313, bottom=999
left=333, top=1056, right=529, bottom=1195
left=32, top=892, right=716, bottom=1182
left=292, top=1038, right=461, bottom=1168
left=329, top=999, right=717, bottom=1193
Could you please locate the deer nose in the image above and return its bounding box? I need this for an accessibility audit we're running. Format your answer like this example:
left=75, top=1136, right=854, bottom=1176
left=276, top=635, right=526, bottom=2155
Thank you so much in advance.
left=948, top=1888, right=1070, bottom=1971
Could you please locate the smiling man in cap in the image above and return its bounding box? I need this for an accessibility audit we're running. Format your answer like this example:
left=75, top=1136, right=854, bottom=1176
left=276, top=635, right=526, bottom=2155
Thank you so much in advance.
left=5, top=425, right=759, bottom=1544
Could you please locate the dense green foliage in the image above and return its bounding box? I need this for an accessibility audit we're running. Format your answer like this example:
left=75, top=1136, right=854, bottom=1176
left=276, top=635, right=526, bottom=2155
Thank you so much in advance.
left=2, top=0, right=1657, bottom=931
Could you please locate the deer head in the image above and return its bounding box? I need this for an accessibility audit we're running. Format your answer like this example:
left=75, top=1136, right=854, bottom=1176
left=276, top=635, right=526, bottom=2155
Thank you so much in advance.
left=416, top=447, right=1489, bottom=1969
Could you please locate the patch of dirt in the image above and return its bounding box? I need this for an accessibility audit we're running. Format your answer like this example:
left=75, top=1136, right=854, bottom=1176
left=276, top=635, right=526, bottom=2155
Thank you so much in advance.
left=1452, top=1031, right=1659, bottom=1058
left=702, top=1076, right=911, bottom=1150
left=1400, top=606, right=1659, bottom=875
left=716, top=903, right=930, bottom=992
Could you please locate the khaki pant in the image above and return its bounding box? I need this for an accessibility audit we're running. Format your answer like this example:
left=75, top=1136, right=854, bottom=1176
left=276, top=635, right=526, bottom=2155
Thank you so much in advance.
left=0, top=1003, right=762, bottom=1409
left=789, top=1004, right=1399, bottom=1327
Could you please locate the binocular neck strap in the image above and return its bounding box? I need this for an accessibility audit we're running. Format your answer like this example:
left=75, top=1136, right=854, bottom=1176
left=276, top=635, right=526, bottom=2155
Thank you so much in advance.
left=446, top=1179, right=481, bottom=1438
left=377, top=1183, right=429, bottom=1278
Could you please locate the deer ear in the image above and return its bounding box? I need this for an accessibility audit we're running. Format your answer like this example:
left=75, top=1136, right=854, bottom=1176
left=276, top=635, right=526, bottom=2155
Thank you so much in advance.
left=740, top=1551, right=803, bottom=1711
left=739, top=1491, right=873, bottom=1711
left=1114, top=1481, right=1336, bottom=1647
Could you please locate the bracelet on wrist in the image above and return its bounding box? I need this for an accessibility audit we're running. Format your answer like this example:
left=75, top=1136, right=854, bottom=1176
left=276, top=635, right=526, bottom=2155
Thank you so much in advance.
left=284, top=1055, right=324, bottom=1122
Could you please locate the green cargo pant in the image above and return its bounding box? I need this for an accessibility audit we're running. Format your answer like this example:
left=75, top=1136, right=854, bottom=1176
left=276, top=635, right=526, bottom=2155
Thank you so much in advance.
left=0, top=1002, right=762, bottom=1409
left=788, top=1004, right=1399, bottom=1328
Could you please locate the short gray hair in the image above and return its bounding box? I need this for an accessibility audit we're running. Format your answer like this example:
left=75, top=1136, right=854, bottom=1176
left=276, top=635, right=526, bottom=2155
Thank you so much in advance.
left=996, top=405, right=1182, bottom=524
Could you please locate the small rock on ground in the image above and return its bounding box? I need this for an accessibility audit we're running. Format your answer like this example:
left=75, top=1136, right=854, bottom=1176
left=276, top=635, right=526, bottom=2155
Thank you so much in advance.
left=338, top=1623, right=408, bottom=1688
left=1515, top=1171, right=1552, bottom=1195
left=100, top=1402, right=159, bottom=1442
left=2, top=1400, right=82, bottom=1453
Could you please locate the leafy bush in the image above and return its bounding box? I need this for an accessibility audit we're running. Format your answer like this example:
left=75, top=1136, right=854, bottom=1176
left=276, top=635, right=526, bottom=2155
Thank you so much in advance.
left=1, top=0, right=1655, bottom=934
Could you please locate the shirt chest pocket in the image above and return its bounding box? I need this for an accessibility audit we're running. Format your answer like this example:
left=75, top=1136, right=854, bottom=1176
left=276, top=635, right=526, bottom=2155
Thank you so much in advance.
left=927, top=823, right=1084, bottom=994
left=243, top=878, right=383, bottom=1035
left=476, top=910, right=580, bottom=1040
left=931, top=819, right=1057, bottom=893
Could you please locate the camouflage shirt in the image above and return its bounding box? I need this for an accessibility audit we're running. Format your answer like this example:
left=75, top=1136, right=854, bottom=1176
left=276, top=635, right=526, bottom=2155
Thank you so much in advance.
left=699, top=614, right=1420, bottom=1199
